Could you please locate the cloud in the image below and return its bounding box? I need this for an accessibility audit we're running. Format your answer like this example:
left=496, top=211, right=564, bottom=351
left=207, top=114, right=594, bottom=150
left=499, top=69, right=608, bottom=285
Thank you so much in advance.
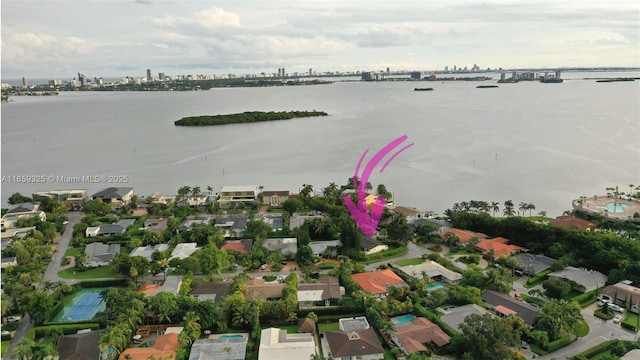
left=145, top=7, right=240, bottom=31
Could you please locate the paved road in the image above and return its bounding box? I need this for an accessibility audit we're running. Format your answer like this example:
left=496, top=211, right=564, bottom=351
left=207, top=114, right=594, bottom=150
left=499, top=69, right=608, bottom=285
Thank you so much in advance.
left=536, top=304, right=637, bottom=360
left=3, top=212, right=83, bottom=360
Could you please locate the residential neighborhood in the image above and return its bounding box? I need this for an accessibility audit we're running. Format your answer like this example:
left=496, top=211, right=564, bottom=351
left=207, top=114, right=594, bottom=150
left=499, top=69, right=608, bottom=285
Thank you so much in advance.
left=1, top=183, right=640, bottom=360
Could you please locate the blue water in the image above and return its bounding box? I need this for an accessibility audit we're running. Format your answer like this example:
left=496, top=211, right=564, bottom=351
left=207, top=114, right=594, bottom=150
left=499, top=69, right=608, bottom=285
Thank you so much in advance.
left=220, top=334, right=243, bottom=339
left=392, top=315, right=416, bottom=324
left=426, top=283, right=446, bottom=291
left=596, top=202, right=630, bottom=213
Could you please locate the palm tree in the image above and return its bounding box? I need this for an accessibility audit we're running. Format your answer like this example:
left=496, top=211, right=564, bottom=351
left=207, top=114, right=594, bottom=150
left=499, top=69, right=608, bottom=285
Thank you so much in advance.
left=486, top=267, right=510, bottom=293
left=527, top=203, right=536, bottom=217
left=518, top=202, right=527, bottom=217
left=490, top=201, right=499, bottom=217
left=12, top=338, right=36, bottom=360
left=177, top=185, right=191, bottom=201
left=34, top=343, right=58, bottom=360
left=540, top=299, right=583, bottom=337
left=191, top=186, right=201, bottom=197
left=207, top=185, right=214, bottom=198
left=538, top=210, right=547, bottom=218
left=503, top=200, right=515, bottom=217
left=182, top=311, right=201, bottom=345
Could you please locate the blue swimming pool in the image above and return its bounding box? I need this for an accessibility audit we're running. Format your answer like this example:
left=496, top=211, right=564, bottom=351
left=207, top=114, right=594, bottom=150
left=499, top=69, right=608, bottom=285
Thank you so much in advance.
left=596, top=202, right=630, bottom=213
left=392, top=315, right=416, bottom=324
left=426, top=283, right=446, bottom=291
left=220, top=334, right=243, bottom=339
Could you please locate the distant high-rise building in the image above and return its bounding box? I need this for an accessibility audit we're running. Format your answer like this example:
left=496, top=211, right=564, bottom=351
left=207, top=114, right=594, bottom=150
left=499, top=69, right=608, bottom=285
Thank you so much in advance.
left=555, top=70, right=562, bottom=79
left=146, top=69, right=152, bottom=81
left=453, top=65, right=457, bottom=72
left=386, top=67, right=390, bottom=74
left=78, top=73, right=88, bottom=86
left=410, top=71, right=422, bottom=80
left=282, top=67, right=286, bottom=77
left=22, top=77, right=28, bottom=87
left=159, top=72, right=165, bottom=81
left=444, top=66, right=448, bottom=72
left=500, top=72, right=506, bottom=82
left=49, top=79, right=62, bottom=86
left=309, top=68, right=313, bottom=76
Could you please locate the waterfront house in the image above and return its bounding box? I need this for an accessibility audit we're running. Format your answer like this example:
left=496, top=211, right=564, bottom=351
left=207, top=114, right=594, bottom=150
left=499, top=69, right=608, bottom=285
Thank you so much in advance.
left=549, top=215, right=593, bottom=231
left=91, top=187, right=135, bottom=206
left=32, top=189, right=89, bottom=209
left=262, top=190, right=290, bottom=207
left=218, top=185, right=260, bottom=209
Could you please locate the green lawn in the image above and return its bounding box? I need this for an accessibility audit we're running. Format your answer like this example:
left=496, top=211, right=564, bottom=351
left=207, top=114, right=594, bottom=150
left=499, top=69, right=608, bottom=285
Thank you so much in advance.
left=622, top=311, right=639, bottom=330
left=572, top=319, right=590, bottom=337
left=58, top=266, right=117, bottom=279
left=64, top=247, right=82, bottom=257
left=395, top=257, right=424, bottom=267
left=1, top=341, right=10, bottom=357
left=318, top=322, right=340, bottom=334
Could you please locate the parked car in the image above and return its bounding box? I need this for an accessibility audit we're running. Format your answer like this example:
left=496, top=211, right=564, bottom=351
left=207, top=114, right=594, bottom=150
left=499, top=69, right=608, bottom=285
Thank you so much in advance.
left=608, top=304, right=624, bottom=313
left=613, top=314, right=623, bottom=324
left=259, top=264, right=268, bottom=270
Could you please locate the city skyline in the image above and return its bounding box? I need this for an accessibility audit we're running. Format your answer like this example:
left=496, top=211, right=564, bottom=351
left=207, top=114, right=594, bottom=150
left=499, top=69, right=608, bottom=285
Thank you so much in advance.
left=2, top=0, right=639, bottom=79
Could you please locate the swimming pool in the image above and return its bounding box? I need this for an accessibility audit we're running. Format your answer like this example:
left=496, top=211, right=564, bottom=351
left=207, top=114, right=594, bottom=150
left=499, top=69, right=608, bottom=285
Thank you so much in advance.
left=392, top=315, right=416, bottom=324
left=596, top=202, right=630, bottom=213
left=220, top=334, right=244, bottom=339
left=426, top=283, right=446, bottom=291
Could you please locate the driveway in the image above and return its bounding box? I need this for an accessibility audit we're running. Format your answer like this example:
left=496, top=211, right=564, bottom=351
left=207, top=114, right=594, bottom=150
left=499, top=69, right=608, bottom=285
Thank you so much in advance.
left=4, top=211, right=83, bottom=360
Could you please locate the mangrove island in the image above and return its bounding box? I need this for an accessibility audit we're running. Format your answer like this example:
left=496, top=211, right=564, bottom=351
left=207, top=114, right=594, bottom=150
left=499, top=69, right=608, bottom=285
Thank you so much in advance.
left=174, top=110, right=328, bottom=126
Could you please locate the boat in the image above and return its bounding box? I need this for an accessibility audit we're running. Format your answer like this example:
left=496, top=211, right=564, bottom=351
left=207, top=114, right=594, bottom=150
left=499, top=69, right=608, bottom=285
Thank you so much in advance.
left=414, top=88, right=434, bottom=91
left=540, top=78, right=563, bottom=83
left=476, top=85, right=498, bottom=88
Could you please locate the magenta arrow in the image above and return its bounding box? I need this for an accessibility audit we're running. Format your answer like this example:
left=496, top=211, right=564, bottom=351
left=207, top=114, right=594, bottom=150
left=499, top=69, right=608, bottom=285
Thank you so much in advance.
left=344, top=135, right=414, bottom=236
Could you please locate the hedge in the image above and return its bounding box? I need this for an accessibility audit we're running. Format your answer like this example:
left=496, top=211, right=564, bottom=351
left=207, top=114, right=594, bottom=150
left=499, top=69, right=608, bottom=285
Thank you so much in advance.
left=363, top=246, right=408, bottom=264
left=568, top=340, right=617, bottom=359
left=79, top=279, right=127, bottom=288
left=526, top=269, right=552, bottom=287
left=34, top=323, right=101, bottom=338
left=544, top=335, right=572, bottom=352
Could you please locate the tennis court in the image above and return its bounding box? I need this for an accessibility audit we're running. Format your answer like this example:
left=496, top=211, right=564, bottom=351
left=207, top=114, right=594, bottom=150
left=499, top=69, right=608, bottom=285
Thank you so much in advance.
left=53, top=288, right=108, bottom=322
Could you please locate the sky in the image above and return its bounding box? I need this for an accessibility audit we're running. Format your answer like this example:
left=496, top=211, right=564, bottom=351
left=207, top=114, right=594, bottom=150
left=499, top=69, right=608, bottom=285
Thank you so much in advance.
left=2, top=0, right=639, bottom=80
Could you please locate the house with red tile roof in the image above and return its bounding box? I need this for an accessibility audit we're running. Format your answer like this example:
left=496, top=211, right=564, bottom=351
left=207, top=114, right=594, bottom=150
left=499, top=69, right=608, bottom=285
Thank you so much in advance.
left=220, top=239, right=253, bottom=254
left=389, top=317, right=450, bottom=355
left=474, top=237, right=522, bottom=259
left=549, top=216, right=593, bottom=231
left=118, top=333, right=180, bottom=360
left=351, top=269, right=407, bottom=297
left=439, top=228, right=487, bottom=244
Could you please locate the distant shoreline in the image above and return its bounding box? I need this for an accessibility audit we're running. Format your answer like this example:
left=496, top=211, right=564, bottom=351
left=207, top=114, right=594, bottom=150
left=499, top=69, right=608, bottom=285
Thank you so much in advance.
left=174, top=110, right=328, bottom=126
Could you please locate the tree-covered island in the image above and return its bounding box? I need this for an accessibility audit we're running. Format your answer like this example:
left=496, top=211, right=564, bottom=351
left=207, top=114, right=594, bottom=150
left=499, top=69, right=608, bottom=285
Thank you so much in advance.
left=174, top=110, right=328, bottom=126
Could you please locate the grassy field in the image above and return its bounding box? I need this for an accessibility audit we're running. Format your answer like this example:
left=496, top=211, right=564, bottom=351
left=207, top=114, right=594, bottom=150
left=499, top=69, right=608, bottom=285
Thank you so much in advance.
left=394, top=257, right=424, bottom=267
left=1, top=341, right=9, bottom=357
left=64, top=247, right=82, bottom=257
left=572, top=319, right=590, bottom=337
left=623, top=311, right=639, bottom=330
left=318, top=322, right=340, bottom=334
left=58, top=266, right=117, bottom=279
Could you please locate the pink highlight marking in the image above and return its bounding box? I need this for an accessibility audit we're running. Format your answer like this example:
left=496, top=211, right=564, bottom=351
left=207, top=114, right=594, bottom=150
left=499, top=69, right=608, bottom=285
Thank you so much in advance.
left=344, top=135, right=414, bottom=236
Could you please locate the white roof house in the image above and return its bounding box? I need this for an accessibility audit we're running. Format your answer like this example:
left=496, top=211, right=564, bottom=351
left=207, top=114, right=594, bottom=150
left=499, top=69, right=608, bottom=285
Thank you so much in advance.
left=130, top=244, right=170, bottom=261
left=397, top=260, right=462, bottom=285
left=258, top=328, right=316, bottom=360
left=170, top=243, right=199, bottom=260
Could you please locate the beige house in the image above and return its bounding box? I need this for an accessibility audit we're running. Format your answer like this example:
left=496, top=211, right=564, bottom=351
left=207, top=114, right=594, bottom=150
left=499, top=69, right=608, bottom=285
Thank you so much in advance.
left=32, top=189, right=88, bottom=209
left=1, top=203, right=46, bottom=230
left=258, top=328, right=316, bottom=360
left=218, top=185, right=259, bottom=209
left=91, top=187, right=135, bottom=206
left=262, top=190, right=290, bottom=206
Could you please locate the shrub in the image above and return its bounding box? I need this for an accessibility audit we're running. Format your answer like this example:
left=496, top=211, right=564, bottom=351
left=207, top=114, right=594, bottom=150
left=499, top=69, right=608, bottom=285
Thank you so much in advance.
left=544, top=335, right=572, bottom=352
left=594, top=308, right=615, bottom=320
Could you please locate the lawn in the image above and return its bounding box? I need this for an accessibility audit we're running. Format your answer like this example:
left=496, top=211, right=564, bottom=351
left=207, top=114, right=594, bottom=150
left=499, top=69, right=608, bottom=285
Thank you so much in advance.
left=317, top=322, right=340, bottom=334
left=58, top=266, right=117, bottom=279
left=572, top=319, right=590, bottom=337
left=395, top=258, right=424, bottom=267
left=622, top=311, right=639, bottom=330
left=1, top=341, right=10, bottom=357
left=64, top=247, right=82, bottom=257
